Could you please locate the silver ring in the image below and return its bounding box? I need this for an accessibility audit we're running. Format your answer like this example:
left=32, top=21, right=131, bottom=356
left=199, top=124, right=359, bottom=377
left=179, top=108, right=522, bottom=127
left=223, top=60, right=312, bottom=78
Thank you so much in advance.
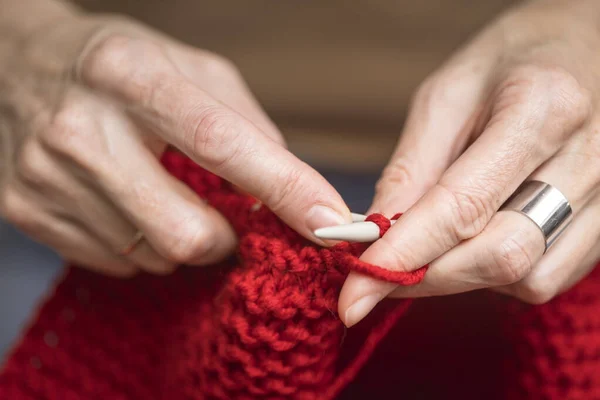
left=500, top=180, right=572, bottom=252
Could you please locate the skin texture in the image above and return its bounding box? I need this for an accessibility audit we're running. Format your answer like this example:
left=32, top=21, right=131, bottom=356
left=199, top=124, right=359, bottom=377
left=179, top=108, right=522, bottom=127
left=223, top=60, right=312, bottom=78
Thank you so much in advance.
left=3, top=0, right=600, bottom=328
left=339, top=0, right=600, bottom=326
left=0, top=2, right=352, bottom=277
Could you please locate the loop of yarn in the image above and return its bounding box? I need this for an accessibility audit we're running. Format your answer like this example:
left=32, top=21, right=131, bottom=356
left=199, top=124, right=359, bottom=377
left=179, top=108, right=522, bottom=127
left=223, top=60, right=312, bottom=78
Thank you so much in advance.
left=0, top=149, right=422, bottom=400
left=364, top=214, right=391, bottom=237
left=345, top=213, right=426, bottom=285
left=1, top=148, right=600, bottom=400
left=365, top=212, right=403, bottom=237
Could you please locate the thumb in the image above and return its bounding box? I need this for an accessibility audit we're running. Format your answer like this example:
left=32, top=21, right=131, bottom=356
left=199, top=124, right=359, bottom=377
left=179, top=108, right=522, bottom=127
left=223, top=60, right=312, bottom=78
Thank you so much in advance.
left=339, top=70, right=488, bottom=327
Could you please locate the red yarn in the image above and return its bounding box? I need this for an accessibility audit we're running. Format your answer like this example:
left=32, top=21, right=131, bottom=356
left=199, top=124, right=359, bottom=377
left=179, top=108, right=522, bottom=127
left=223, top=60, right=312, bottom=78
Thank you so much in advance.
left=1, top=148, right=599, bottom=399
left=353, top=212, right=426, bottom=284
left=364, top=212, right=402, bottom=238
left=365, top=214, right=392, bottom=237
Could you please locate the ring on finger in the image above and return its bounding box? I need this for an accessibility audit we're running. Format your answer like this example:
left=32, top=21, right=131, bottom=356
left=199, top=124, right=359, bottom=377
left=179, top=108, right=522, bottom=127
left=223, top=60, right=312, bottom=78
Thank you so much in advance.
left=500, top=180, right=573, bottom=253
left=118, top=230, right=145, bottom=256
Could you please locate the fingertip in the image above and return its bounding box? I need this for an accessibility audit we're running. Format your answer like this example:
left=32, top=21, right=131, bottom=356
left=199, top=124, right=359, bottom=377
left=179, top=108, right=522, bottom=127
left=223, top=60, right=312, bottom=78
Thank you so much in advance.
left=338, top=271, right=395, bottom=327
left=185, top=206, right=237, bottom=266
left=343, top=293, right=382, bottom=327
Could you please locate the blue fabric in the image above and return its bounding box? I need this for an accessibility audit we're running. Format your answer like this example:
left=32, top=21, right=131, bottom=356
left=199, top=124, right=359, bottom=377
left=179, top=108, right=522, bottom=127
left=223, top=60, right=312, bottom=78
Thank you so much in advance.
left=0, top=221, right=62, bottom=359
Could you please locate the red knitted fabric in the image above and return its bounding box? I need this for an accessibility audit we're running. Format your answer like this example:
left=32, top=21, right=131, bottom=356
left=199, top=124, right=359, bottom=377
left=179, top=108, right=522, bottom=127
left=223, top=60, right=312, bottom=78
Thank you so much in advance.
left=1, top=149, right=600, bottom=399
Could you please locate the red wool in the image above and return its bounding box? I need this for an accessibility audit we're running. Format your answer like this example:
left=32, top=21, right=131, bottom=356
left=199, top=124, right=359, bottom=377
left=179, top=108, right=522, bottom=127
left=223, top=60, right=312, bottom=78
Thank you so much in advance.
left=1, top=149, right=599, bottom=399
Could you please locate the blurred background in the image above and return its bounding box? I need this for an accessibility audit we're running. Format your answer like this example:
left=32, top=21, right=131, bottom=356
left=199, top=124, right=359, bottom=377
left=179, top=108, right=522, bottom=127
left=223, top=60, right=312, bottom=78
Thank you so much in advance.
left=1, top=0, right=518, bottom=359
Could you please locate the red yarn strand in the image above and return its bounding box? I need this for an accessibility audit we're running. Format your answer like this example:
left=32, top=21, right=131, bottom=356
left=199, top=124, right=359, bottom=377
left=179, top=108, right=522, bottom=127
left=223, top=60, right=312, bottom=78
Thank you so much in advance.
left=2, top=149, right=600, bottom=400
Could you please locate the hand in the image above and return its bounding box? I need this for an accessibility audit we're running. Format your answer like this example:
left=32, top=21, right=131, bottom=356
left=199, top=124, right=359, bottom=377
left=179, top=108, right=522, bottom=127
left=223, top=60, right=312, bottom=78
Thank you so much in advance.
left=339, top=0, right=600, bottom=326
left=0, top=11, right=351, bottom=277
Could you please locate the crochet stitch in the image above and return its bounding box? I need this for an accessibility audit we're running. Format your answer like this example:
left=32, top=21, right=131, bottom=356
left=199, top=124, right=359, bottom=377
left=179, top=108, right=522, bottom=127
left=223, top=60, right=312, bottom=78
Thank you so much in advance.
left=1, top=148, right=600, bottom=399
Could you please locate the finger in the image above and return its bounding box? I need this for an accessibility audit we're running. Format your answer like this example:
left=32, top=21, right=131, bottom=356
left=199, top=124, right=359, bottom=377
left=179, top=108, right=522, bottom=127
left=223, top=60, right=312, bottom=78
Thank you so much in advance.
left=392, top=125, right=600, bottom=300
left=165, top=45, right=285, bottom=146
left=370, top=63, right=491, bottom=215
left=15, top=139, right=175, bottom=275
left=560, top=243, right=600, bottom=293
left=38, top=90, right=238, bottom=266
left=340, top=67, right=590, bottom=326
left=78, top=35, right=352, bottom=242
left=339, top=60, right=492, bottom=327
left=492, top=124, right=600, bottom=301
left=82, top=21, right=285, bottom=145
left=491, top=199, right=600, bottom=303
left=339, top=65, right=491, bottom=327
left=490, top=131, right=600, bottom=302
left=389, top=211, right=545, bottom=299
left=0, top=184, right=137, bottom=278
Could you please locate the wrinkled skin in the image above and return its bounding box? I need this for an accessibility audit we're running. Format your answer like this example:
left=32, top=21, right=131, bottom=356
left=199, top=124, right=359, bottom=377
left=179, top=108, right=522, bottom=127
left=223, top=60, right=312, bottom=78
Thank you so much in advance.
left=2, top=0, right=600, bottom=327
left=340, top=0, right=600, bottom=326
left=0, top=11, right=351, bottom=277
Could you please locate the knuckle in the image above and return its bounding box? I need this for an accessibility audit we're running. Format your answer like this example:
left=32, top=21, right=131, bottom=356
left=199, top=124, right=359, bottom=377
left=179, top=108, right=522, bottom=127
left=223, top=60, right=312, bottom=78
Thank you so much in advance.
left=40, top=105, right=86, bottom=155
left=437, top=183, right=494, bottom=241
left=80, top=33, right=136, bottom=86
left=162, top=218, right=215, bottom=264
left=0, top=186, right=29, bottom=228
left=376, top=158, right=415, bottom=194
left=187, top=106, right=230, bottom=152
left=411, top=74, right=466, bottom=112
left=489, top=235, right=534, bottom=285
left=16, top=140, right=50, bottom=186
left=499, top=65, right=591, bottom=135
left=80, top=33, right=151, bottom=86
left=198, top=53, right=240, bottom=80
left=376, top=157, right=437, bottom=200
left=536, top=66, right=590, bottom=127
left=80, top=32, right=170, bottom=104
left=39, top=104, right=101, bottom=172
left=187, top=106, right=248, bottom=170
left=262, top=166, right=305, bottom=214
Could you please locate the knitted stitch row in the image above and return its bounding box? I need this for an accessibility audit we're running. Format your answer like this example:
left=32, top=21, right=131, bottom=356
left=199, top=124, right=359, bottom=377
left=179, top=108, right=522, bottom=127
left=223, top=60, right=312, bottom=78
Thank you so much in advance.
left=1, top=149, right=599, bottom=399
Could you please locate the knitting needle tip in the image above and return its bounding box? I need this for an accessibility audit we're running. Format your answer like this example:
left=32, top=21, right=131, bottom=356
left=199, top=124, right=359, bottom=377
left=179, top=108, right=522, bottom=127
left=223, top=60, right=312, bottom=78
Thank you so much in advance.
left=314, top=217, right=397, bottom=243
left=314, top=221, right=379, bottom=242
left=351, top=212, right=367, bottom=222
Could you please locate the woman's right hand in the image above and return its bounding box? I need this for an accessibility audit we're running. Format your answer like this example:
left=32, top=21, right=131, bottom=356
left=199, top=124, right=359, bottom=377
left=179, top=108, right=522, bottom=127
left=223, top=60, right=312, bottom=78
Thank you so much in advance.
left=0, top=9, right=351, bottom=277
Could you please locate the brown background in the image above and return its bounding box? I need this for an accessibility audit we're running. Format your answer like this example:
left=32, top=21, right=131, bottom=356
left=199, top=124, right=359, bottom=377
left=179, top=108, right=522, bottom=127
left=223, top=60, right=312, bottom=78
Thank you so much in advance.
left=74, top=0, right=519, bottom=171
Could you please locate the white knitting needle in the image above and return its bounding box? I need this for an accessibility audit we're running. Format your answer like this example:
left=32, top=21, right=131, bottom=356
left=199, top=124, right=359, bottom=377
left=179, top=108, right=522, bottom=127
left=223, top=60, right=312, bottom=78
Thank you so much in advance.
left=315, top=213, right=397, bottom=242
left=351, top=212, right=367, bottom=222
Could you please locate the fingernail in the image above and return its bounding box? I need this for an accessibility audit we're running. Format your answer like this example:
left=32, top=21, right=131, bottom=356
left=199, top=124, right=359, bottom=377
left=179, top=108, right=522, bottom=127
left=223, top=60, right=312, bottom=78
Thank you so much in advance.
left=344, top=293, right=382, bottom=327
left=306, top=205, right=349, bottom=234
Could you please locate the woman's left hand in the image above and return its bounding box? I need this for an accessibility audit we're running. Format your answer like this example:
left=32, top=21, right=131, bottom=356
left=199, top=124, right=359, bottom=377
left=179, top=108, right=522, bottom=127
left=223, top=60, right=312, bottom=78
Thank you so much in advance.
left=339, top=0, right=600, bottom=327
